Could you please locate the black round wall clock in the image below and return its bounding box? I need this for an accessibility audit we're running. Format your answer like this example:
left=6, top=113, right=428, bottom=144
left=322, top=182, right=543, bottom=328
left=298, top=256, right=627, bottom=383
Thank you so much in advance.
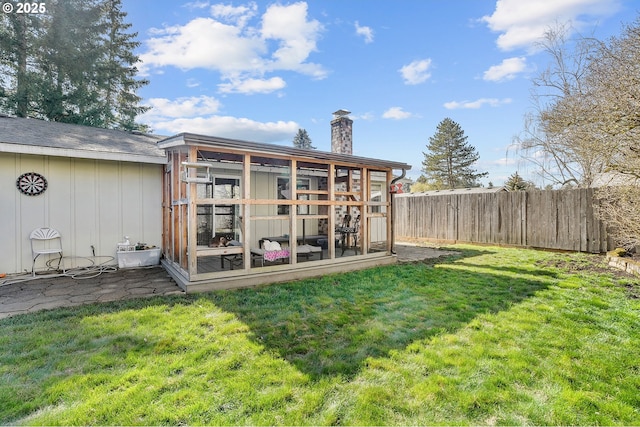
left=16, top=172, right=48, bottom=196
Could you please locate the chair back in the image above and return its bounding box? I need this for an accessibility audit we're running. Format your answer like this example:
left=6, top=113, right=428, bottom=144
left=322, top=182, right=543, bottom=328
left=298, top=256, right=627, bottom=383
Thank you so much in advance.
left=30, top=228, right=61, bottom=240
left=30, top=227, right=63, bottom=254
left=353, top=215, right=361, bottom=232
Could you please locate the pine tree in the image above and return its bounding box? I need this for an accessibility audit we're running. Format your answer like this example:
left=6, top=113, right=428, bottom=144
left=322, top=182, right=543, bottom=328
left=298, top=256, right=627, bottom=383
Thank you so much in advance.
left=0, top=13, right=43, bottom=117
left=96, top=0, right=149, bottom=130
left=504, top=172, right=529, bottom=191
left=0, top=0, right=148, bottom=130
left=422, top=118, right=488, bottom=189
left=37, top=0, right=104, bottom=123
left=292, top=128, right=316, bottom=149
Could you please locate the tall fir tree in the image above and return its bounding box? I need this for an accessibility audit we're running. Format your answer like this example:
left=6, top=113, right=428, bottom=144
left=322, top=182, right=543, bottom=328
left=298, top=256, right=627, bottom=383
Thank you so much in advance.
left=422, top=118, right=488, bottom=189
left=37, top=0, right=104, bottom=123
left=0, top=0, right=148, bottom=130
left=292, top=128, right=316, bottom=149
left=0, top=12, right=43, bottom=117
left=97, top=0, right=149, bottom=130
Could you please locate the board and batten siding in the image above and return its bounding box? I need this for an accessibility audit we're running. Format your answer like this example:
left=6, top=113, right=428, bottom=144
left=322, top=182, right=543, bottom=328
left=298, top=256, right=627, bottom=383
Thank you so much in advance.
left=1, top=153, right=162, bottom=275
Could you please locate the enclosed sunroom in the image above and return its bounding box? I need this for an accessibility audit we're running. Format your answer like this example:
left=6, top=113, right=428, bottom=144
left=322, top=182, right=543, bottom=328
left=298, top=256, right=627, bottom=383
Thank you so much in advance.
left=159, top=133, right=410, bottom=292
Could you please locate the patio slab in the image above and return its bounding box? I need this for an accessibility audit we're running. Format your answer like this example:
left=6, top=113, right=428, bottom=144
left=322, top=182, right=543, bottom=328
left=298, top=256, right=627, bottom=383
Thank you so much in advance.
left=0, top=244, right=456, bottom=319
left=0, top=266, right=184, bottom=319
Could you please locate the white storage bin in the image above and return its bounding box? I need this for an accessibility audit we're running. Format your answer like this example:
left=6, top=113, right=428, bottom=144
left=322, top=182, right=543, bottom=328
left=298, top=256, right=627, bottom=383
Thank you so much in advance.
left=117, top=248, right=161, bottom=268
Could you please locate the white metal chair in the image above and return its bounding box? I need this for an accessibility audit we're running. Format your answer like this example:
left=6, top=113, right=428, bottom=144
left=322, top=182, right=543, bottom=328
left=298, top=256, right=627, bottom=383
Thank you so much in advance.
left=30, top=227, right=64, bottom=276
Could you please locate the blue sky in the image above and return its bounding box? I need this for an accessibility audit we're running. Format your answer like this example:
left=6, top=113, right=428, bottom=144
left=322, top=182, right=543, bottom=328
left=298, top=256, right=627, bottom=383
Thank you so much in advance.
left=122, top=0, right=636, bottom=186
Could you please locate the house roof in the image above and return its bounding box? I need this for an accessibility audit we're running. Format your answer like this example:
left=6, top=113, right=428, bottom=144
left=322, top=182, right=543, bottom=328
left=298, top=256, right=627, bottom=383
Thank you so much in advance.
left=158, top=132, right=412, bottom=172
left=398, top=186, right=507, bottom=197
left=0, top=115, right=412, bottom=172
left=0, top=115, right=167, bottom=164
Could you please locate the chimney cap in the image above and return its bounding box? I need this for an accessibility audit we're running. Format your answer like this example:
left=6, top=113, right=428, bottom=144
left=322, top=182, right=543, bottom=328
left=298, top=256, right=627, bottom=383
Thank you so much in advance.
left=333, top=109, right=351, bottom=118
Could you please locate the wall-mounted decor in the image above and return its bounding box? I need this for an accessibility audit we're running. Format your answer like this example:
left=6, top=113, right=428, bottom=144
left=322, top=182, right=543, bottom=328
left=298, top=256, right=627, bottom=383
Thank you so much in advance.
left=16, top=172, right=48, bottom=196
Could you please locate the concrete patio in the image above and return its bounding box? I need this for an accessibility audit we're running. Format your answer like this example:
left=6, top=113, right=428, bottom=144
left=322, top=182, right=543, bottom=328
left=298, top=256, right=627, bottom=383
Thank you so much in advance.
left=0, top=244, right=456, bottom=319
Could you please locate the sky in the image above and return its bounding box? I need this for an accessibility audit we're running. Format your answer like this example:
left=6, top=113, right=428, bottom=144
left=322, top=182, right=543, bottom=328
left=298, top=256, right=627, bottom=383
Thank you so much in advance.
left=122, top=0, right=637, bottom=186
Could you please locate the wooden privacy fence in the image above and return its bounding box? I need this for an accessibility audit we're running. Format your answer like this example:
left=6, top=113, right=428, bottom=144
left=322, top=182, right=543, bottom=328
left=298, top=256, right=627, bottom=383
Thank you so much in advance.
left=394, top=188, right=611, bottom=253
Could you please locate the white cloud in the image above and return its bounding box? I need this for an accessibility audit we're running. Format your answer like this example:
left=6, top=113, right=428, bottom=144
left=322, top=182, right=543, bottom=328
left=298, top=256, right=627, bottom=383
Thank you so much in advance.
left=139, top=17, right=265, bottom=74
left=142, top=96, right=222, bottom=120
left=382, top=107, right=414, bottom=120
left=493, top=157, right=518, bottom=166
left=210, top=2, right=257, bottom=27
left=184, top=1, right=209, bottom=11
left=355, top=21, right=374, bottom=43
left=483, top=57, right=527, bottom=82
left=351, top=112, right=375, bottom=121
left=152, top=116, right=299, bottom=142
left=186, top=78, right=200, bottom=88
left=260, top=2, right=325, bottom=76
left=481, top=0, right=621, bottom=51
left=140, top=95, right=297, bottom=142
left=444, top=98, right=512, bottom=109
left=399, top=59, right=432, bottom=85
left=138, top=2, right=326, bottom=94
left=218, top=77, right=286, bottom=94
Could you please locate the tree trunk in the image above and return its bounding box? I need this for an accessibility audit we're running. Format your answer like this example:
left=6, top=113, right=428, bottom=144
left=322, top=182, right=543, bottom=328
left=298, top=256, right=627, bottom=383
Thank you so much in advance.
left=14, top=14, right=28, bottom=117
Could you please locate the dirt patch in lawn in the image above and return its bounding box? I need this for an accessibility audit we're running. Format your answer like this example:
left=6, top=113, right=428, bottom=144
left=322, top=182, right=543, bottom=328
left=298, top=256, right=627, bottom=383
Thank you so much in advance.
left=538, top=253, right=640, bottom=299
left=538, top=254, right=615, bottom=275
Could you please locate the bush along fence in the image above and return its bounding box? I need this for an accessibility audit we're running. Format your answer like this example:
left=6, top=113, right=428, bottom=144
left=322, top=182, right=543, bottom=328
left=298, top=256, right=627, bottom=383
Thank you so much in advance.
left=394, top=188, right=612, bottom=253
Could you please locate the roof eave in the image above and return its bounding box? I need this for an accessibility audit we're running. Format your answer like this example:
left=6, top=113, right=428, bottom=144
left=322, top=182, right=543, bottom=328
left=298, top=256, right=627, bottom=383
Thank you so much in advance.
left=157, top=132, right=412, bottom=171
left=0, top=143, right=167, bottom=164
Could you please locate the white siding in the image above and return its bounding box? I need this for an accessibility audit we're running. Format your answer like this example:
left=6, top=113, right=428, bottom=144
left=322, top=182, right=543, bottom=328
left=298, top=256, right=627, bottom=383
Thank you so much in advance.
left=250, top=171, right=287, bottom=243
left=370, top=217, right=387, bottom=243
left=0, top=153, right=162, bottom=275
left=248, top=171, right=322, bottom=245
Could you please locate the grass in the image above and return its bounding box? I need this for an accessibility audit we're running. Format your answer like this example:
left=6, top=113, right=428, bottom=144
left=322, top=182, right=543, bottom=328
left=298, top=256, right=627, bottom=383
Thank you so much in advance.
left=1, top=245, right=639, bottom=425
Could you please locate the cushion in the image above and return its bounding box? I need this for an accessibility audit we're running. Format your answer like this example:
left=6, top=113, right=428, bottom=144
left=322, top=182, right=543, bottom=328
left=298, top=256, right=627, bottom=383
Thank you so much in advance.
left=263, top=249, right=289, bottom=262
left=263, top=240, right=282, bottom=251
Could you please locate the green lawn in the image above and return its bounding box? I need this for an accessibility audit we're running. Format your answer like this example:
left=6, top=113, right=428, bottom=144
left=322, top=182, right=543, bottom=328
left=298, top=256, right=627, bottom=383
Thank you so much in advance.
left=1, top=245, right=639, bottom=425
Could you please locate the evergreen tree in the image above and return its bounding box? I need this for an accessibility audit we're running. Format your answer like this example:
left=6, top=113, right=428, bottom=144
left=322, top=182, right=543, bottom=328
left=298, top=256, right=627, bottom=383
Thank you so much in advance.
left=504, top=172, right=529, bottom=191
left=422, top=118, right=488, bottom=189
left=0, top=0, right=148, bottom=130
left=96, top=0, right=149, bottom=130
left=37, top=0, right=104, bottom=123
left=0, top=13, right=43, bottom=117
left=292, top=128, right=315, bottom=149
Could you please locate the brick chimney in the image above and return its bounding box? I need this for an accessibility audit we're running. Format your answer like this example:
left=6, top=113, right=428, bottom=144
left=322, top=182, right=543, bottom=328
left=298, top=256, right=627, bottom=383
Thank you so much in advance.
left=331, top=109, right=353, bottom=154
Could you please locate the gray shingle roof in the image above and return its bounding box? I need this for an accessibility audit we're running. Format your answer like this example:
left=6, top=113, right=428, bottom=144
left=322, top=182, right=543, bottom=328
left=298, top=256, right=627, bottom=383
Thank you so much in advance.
left=0, top=115, right=166, bottom=164
left=0, top=115, right=412, bottom=172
